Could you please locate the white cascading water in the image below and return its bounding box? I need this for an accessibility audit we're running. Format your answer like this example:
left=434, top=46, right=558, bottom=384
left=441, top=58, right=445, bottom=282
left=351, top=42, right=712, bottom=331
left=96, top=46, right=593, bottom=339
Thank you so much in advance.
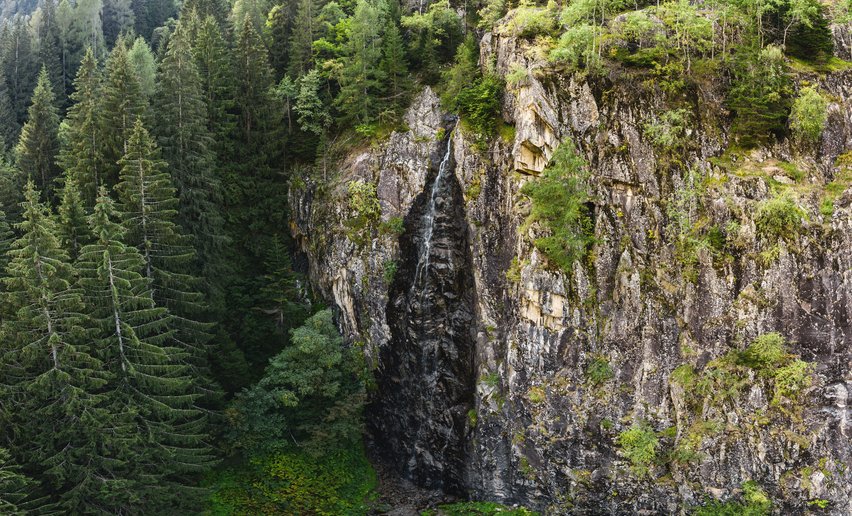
left=414, top=129, right=454, bottom=287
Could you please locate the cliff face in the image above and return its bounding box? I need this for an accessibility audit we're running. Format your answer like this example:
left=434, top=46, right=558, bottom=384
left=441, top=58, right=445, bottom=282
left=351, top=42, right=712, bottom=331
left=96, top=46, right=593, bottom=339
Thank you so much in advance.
left=290, top=31, right=852, bottom=514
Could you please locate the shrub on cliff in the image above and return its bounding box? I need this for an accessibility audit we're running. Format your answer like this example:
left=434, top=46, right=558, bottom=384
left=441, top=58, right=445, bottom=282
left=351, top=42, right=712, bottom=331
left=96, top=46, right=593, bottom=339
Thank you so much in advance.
left=521, top=142, right=594, bottom=275
left=616, top=423, right=659, bottom=476
left=754, top=193, right=806, bottom=243
left=790, top=86, right=828, bottom=144
left=727, top=45, right=792, bottom=147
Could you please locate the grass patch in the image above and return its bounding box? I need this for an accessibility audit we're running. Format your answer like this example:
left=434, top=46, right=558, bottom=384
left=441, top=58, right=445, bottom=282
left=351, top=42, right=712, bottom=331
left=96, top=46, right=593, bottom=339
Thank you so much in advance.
left=208, top=444, right=376, bottom=516
left=616, top=423, right=659, bottom=476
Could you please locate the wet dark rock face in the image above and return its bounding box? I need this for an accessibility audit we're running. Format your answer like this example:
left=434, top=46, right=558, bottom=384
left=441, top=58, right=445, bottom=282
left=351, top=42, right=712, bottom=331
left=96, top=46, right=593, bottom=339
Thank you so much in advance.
left=367, top=129, right=476, bottom=494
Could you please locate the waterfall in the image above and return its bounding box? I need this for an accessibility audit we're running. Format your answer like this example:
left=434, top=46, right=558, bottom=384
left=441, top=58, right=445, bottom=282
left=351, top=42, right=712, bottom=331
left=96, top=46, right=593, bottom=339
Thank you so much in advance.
left=415, top=128, right=454, bottom=287
left=368, top=120, right=474, bottom=494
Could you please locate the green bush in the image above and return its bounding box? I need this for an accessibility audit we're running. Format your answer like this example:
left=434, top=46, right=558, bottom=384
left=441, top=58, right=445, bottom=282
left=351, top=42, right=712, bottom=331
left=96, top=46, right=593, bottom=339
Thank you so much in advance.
left=790, top=86, right=828, bottom=144
left=379, top=216, right=405, bottom=236
left=737, top=332, right=788, bottom=370
left=521, top=142, right=594, bottom=274
left=456, top=74, right=504, bottom=136
left=502, top=0, right=558, bottom=38
left=616, top=423, right=659, bottom=476
left=644, top=108, right=692, bottom=153
left=383, top=259, right=398, bottom=283
left=727, top=45, right=792, bottom=147
left=754, top=193, right=806, bottom=243
left=586, top=356, right=614, bottom=385
left=692, top=480, right=771, bottom=516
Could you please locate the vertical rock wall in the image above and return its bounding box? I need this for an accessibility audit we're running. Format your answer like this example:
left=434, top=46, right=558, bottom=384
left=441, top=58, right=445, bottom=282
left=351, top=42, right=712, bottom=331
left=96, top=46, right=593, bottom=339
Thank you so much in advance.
left=290, top=34, right=852, bottom=513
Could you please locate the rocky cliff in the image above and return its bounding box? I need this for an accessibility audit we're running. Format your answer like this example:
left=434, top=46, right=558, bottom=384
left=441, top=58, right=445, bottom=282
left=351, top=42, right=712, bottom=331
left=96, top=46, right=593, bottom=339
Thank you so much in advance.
left=290, top=28, right=852, bottom=514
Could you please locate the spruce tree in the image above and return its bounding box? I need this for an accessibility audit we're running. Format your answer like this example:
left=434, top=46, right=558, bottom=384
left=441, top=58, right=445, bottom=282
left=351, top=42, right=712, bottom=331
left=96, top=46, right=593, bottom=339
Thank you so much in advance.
left=37, top=0, right=65, bottom=106
left=336, top=0, right=388, bottom=124
left=3, top=18, right=38, bottom=127
left=102, top=0, right=135, bottom=47
left=116, top=120, right=219, bottom=403
left=56, top=172, right=90, bottom=260
left=98, top=37, right=147, bottom=187
left=0, top=78, right=18, bottom=146
left=127, top=36, right=156, bottom=100
left=0, top=448, right=30, bottom=515
left=266, top=3, right=293, bottom=77
left=58, top=48, right=104, bottom=204
left=189, top=13, right=237, bottom=158
left=78, top=187, right=215, bottom=512
left=287, top=0, right=320, bottom=77
left=0, top=181, right=115, bottom=514
left=381, top=18, right=409, bottom=109
left=235, top=19, right=275, bottom=149
left=15, top=67, right=60, bottom=197
left=155, top=23, right=227, bottom=298
left=70, top=0, right=107, bottom=63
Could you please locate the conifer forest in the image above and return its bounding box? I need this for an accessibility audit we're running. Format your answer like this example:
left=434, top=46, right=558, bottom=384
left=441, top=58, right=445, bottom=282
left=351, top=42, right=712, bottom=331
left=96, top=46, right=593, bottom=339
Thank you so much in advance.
left=1, top=0, right=852, bottom=514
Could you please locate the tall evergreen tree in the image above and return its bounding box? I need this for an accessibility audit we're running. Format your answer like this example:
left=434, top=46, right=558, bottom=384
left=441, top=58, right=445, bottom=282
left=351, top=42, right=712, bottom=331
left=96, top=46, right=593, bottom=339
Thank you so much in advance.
left=36, top=0, right=65, bottom=106
left=127, top=36, right=156, bottom=100
left=15, top=67, right=60, bottom=196
left=336, top=0, right=388, bottom=124
left=58, top=47, right=104, bottom=203
left=3, top=17, right=39, bottom=127
left=182, top=0, right=231, bottom=28
left=0, top=181, right=115, bottom=514
left=98, top=37, right=146, bottom=186
left=189, top=13, right=236, bottom=157
left=102, top=0, right=135, bottom=47
left=116, top=120, right=218, bottom=402
left=56, top=172, right=90, bottom=259
left=0, top=76, right=18, bottom=146
left=266, top=3, right=293, bottom=77
left=78, top=187, right=214, bottom=512
left=235, top=19, right=275, bottom=149
left=155, top=23, right=226, bottom=298
left=381, top=18, right=409, bottom=108
left=70, top=0, right=106, bottom=62
left=287, top=0, right=320, bottom=77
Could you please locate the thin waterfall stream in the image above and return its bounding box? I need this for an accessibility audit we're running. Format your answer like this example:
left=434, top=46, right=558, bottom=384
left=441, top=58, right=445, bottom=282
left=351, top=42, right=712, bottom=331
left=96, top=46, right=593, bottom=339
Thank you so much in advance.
left=415, top=127, right=455, bottom=288
left=368, top=122, right=475, bottom=494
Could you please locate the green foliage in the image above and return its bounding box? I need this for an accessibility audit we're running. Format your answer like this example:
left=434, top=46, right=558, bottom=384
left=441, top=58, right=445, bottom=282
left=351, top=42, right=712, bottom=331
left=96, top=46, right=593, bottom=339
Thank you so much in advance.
left=692, top=481, right=771, bottom=515
left=0, top=448, right=30, bottom=515
left=208, top=443, right=376, bottom=515
left=442, top=34, right=480, bottom=112
left=644, top=108, right=691, bottom=155
left=727, top=45, right=792, bottom=147
left=521, top=142, right=594, bottom=275
left=586, top=355, right=614, bottom=385
left=737, top=332, right=787, bottom=370
left=379, top=216, right=405, bottom=236
left=754, top=193, right=806, bottom=243
left=528, top=385, right=546, bottom=404
left=790, top=86, right=828, bottom=144
left=227, top=309, right=366, bottom=455
left=502, top=0, right=558, bottom=39
left=455, top=74, right=504, bottom=137
left=506, top=256, right=522, bottom=283
left=15, top=67, right=60, bottom=197
left=616, top=423, right=659, bottom=476
left=383, top=259, right=398, bottom=283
